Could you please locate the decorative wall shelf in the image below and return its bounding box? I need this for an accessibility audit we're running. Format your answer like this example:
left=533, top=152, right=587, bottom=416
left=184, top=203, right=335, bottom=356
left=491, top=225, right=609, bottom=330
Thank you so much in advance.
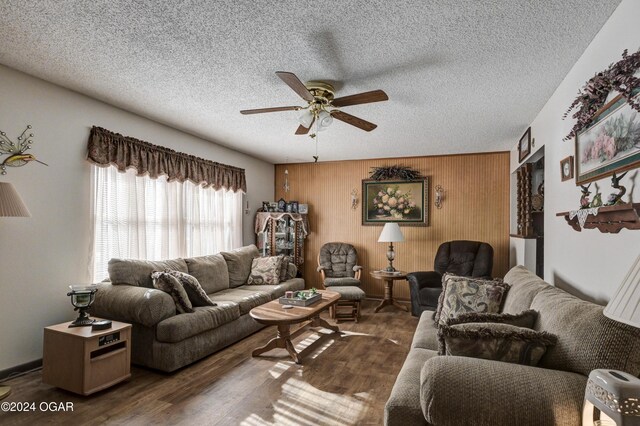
left=556, top=203, right=640, bottom=233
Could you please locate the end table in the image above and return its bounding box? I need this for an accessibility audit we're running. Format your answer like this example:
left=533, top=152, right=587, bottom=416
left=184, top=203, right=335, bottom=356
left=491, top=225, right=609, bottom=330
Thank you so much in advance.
left=42, top=319, right=131, bottom=395
left=370, top=270, right=409, bottom=313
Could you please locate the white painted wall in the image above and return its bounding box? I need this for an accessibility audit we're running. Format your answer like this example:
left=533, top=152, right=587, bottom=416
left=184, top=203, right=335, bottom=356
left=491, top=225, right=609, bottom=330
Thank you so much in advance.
left=0, top=65, right=274, bottom=371
left=510, top=0, right=640, bottom=304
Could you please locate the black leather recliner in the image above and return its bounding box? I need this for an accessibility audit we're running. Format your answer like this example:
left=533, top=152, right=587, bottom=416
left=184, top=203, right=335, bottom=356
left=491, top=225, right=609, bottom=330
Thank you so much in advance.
left=407, top=240, right=494, bottom=317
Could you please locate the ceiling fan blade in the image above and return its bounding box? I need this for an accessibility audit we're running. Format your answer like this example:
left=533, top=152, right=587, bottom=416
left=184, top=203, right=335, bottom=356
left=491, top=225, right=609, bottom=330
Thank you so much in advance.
left=331, top=90, right=388, bottom=108
left=295, top=117, right=315, bottom=135
left=240, top=106, right=300, bottom=115
left=331, top=111, right=377, bottom=132
left=276, top=71, right=315, bottom=102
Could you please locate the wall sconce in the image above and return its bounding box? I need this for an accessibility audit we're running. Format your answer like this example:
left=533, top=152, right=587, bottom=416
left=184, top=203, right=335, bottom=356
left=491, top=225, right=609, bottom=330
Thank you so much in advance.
left=351, top=189, right=358, bottom=210
left=435, top=185, right=445, bottom=209
left=283, top=169, right=290, bottom=193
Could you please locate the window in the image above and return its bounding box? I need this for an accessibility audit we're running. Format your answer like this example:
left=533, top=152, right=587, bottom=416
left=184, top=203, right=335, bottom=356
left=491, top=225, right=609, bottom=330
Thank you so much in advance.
left=89, top=165, right=242, bottom=281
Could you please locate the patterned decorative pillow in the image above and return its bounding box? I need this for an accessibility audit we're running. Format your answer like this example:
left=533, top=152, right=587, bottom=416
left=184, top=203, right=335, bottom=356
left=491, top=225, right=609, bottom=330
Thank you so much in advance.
left=285, top=262, right=298, bottom=280
left=435, top=274, right=509, bottom=326
left=439, top=310, right=538, bottom=354
left=278, top=255, right=290, bottom=282
left=247, top=256, right=283, bottom=285
left=162, top=270, right=216, bottom=307
left=151, top=271, right=194, bottom=314
left=439, top=322, right=558, bottom=366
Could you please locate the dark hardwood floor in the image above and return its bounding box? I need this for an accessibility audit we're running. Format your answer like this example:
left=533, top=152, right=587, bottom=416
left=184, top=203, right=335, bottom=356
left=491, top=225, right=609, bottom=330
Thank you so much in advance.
left=1, top=300, right=418, bottom=425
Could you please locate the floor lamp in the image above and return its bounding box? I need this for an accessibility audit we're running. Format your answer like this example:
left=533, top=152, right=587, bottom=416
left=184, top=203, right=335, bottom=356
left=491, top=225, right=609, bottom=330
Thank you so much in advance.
left=0, top=182, right=31, bottom=400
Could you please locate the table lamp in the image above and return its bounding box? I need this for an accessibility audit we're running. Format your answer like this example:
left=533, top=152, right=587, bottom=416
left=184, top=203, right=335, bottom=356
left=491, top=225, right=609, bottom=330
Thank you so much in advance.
left=378, top=222, right=404, bottom=272
left=583, top=253, right=640, bottom=426
left=0, top=182, right=31, bottom=401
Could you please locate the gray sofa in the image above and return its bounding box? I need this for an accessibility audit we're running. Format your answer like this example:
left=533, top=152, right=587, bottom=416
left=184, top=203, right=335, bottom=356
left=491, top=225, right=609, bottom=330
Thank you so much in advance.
left=90, top=245, right=304, bottom=372
left=385, top=265, right=640, bottom=426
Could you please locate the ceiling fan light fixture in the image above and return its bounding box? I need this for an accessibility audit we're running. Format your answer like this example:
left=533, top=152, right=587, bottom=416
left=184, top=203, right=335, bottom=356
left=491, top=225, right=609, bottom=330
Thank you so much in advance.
left=317, top=110, right=333, bottom=132
left=298, top=109, right=314, bottom=128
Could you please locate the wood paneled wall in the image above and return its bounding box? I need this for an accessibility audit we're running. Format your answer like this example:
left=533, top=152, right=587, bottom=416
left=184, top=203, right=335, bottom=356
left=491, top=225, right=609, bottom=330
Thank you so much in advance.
left=273, top=152, right=510, bottom=301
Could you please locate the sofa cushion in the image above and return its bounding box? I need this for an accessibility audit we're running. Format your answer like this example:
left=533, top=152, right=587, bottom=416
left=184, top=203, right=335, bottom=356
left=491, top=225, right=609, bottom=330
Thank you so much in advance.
left=324, top=277, right=361, bottom=287
left=163, top=270, right=215, bottom=307
left=286, top=262, right=298, bottom=280
left=155, top=302, right=241, bottom=343
left=247, top=256, right=283, bottom=285
left=532, top=286, right=640, bottom=377
left=239, top=278, right=305, bottom=300
left=109, top=257, right=188, bottom=288
left=151, top=271, right=194, bottom=314
left=435, top=274, right=509, bottom=325
left=502, top=265, right=550, bottom=314
left=411, top=310, right=439, bottom=351
left=438, top=322, right=557, bottom=366
left=221, top=245, right=260, bottom=287
left=184, top=253, right=230, bottom=294
left=207, top=288, right=271, bottom=315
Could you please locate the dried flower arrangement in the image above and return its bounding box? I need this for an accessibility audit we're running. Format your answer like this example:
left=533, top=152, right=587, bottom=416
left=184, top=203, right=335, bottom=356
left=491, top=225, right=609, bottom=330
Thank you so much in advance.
left=369, top=165, right=423, bottom=181
left=562, top=48, right=640, bottom=141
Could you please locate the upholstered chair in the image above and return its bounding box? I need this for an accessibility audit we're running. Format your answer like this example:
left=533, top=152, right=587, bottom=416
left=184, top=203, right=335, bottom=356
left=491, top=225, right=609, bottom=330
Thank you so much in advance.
left=407, top=240, right=494, bottom=317
left=317, top=242, right=366, bottom=322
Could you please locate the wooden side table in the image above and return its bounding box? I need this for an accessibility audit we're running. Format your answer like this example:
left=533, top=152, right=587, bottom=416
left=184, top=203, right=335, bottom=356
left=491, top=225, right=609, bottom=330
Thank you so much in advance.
left=370, top=270, right=409, bottom=313
left=42, top=320, right=131, bottom=395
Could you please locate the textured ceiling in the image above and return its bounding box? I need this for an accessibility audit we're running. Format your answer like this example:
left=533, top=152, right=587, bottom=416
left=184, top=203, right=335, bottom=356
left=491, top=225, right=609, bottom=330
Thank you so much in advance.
left=0, top=0, right=622, bottom=163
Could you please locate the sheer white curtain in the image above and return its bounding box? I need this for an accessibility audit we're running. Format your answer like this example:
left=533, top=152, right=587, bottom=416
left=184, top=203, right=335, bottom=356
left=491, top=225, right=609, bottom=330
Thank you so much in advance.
left=90, top=165, right=243, bottom=282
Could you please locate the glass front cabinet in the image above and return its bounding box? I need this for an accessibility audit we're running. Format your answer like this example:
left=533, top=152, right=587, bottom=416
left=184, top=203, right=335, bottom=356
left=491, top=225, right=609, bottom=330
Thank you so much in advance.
left=255, top=212, right=308, bottom=276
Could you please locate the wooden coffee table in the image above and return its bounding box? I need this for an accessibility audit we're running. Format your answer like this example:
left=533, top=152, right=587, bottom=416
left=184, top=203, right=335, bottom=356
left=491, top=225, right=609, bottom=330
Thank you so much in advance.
left=250, top=290, right=340, bottom=364
left=370, top=270, right=409, bottom=313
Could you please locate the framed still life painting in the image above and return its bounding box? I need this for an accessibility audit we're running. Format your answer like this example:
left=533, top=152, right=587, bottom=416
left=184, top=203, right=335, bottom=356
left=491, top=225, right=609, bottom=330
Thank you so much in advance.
left=362, top=179, right=428, bottom=226
left=575, top=89, right=640, bottom=185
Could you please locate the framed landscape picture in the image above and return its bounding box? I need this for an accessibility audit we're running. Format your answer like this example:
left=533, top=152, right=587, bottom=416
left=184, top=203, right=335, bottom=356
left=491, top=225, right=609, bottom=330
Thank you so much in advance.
left=518, top=127, right=531, bottom=162
left=362, top=179, right=428, bottom=226
left=575, top=90, right=640, bottom=185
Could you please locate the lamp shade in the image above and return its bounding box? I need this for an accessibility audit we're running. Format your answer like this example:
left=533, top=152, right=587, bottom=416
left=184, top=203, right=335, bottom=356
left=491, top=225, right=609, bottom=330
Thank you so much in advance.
left=298, top=109, right=314, bottom=128
left=378, top=222, right=404, bottom=243
left=0, top=182, right=31, bottom=217
left=603, top=253, right=640, bottom=328
left=317, top=110, right=333, bottom=131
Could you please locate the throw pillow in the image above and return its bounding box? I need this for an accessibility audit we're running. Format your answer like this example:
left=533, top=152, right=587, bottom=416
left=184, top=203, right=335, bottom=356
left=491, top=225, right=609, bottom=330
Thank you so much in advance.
left=285, top=262, right=298, bottom=280
left=438, top=322, right=558, bottom=366
left=278, top=255, right=290, bottom=282
left=162, top=270, right=216, bottom=307
left=439, top=309, right=538, bottom=354
left=221, top=245, right=260, bottom=287
left=151, top=271, right=194, bottom=314
left=447, top=309, right=538, bottom=329
left=434, top=274, right=509, bottom=326
left=247, top=256, right=284, bottom=285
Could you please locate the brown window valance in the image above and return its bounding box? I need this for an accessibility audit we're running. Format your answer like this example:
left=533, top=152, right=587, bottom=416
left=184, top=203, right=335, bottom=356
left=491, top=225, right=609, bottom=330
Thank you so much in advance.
left=87, top=126, right=246, bottom=192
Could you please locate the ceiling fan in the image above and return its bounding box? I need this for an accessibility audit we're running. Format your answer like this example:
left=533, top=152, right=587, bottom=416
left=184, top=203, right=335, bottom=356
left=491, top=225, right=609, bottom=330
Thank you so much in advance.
left=240, top=71, right=388, bottom=135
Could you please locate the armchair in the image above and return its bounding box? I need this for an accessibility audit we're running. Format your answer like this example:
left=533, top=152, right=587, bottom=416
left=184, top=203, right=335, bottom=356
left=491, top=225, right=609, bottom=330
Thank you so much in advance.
left=317, top=242, right=365, bottom=322
left=407, top=240, right=493, bottom=316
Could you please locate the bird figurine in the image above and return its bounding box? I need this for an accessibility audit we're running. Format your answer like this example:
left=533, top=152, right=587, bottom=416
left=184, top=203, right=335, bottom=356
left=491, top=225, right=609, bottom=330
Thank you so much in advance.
left=580, top=183, right=592, bottom=209
left=605, top=171, right=628, bottom=206
left=0, top=125, right=48, bottom=175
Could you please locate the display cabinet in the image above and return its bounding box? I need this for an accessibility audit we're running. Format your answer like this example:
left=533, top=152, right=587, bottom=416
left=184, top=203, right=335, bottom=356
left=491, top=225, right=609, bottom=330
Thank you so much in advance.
left=255, top=212, right=309, bottom=275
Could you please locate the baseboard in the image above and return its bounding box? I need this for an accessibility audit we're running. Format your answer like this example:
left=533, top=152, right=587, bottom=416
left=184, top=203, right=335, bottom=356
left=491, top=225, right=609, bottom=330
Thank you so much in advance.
left=0, top=359, right=42, bottom=382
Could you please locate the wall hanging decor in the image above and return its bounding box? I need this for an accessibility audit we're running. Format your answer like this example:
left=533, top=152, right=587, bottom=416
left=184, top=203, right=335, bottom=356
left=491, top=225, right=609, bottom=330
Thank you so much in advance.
left=0, top=125, right=48, bottom=174
left=574, top=89, right=640, bottom=184
left=350, top=188, right=359, bottom=210
left=560, top=156, right=574, bottom=181
left=434, top=185, right=445, bottom=209
left=362, top=178, right=428, bottom=226
left=369, top=165, right=422, bottom=181
left=563, top=48, right=640, bottom=142
left=518, top=127, right=531, bottom=162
